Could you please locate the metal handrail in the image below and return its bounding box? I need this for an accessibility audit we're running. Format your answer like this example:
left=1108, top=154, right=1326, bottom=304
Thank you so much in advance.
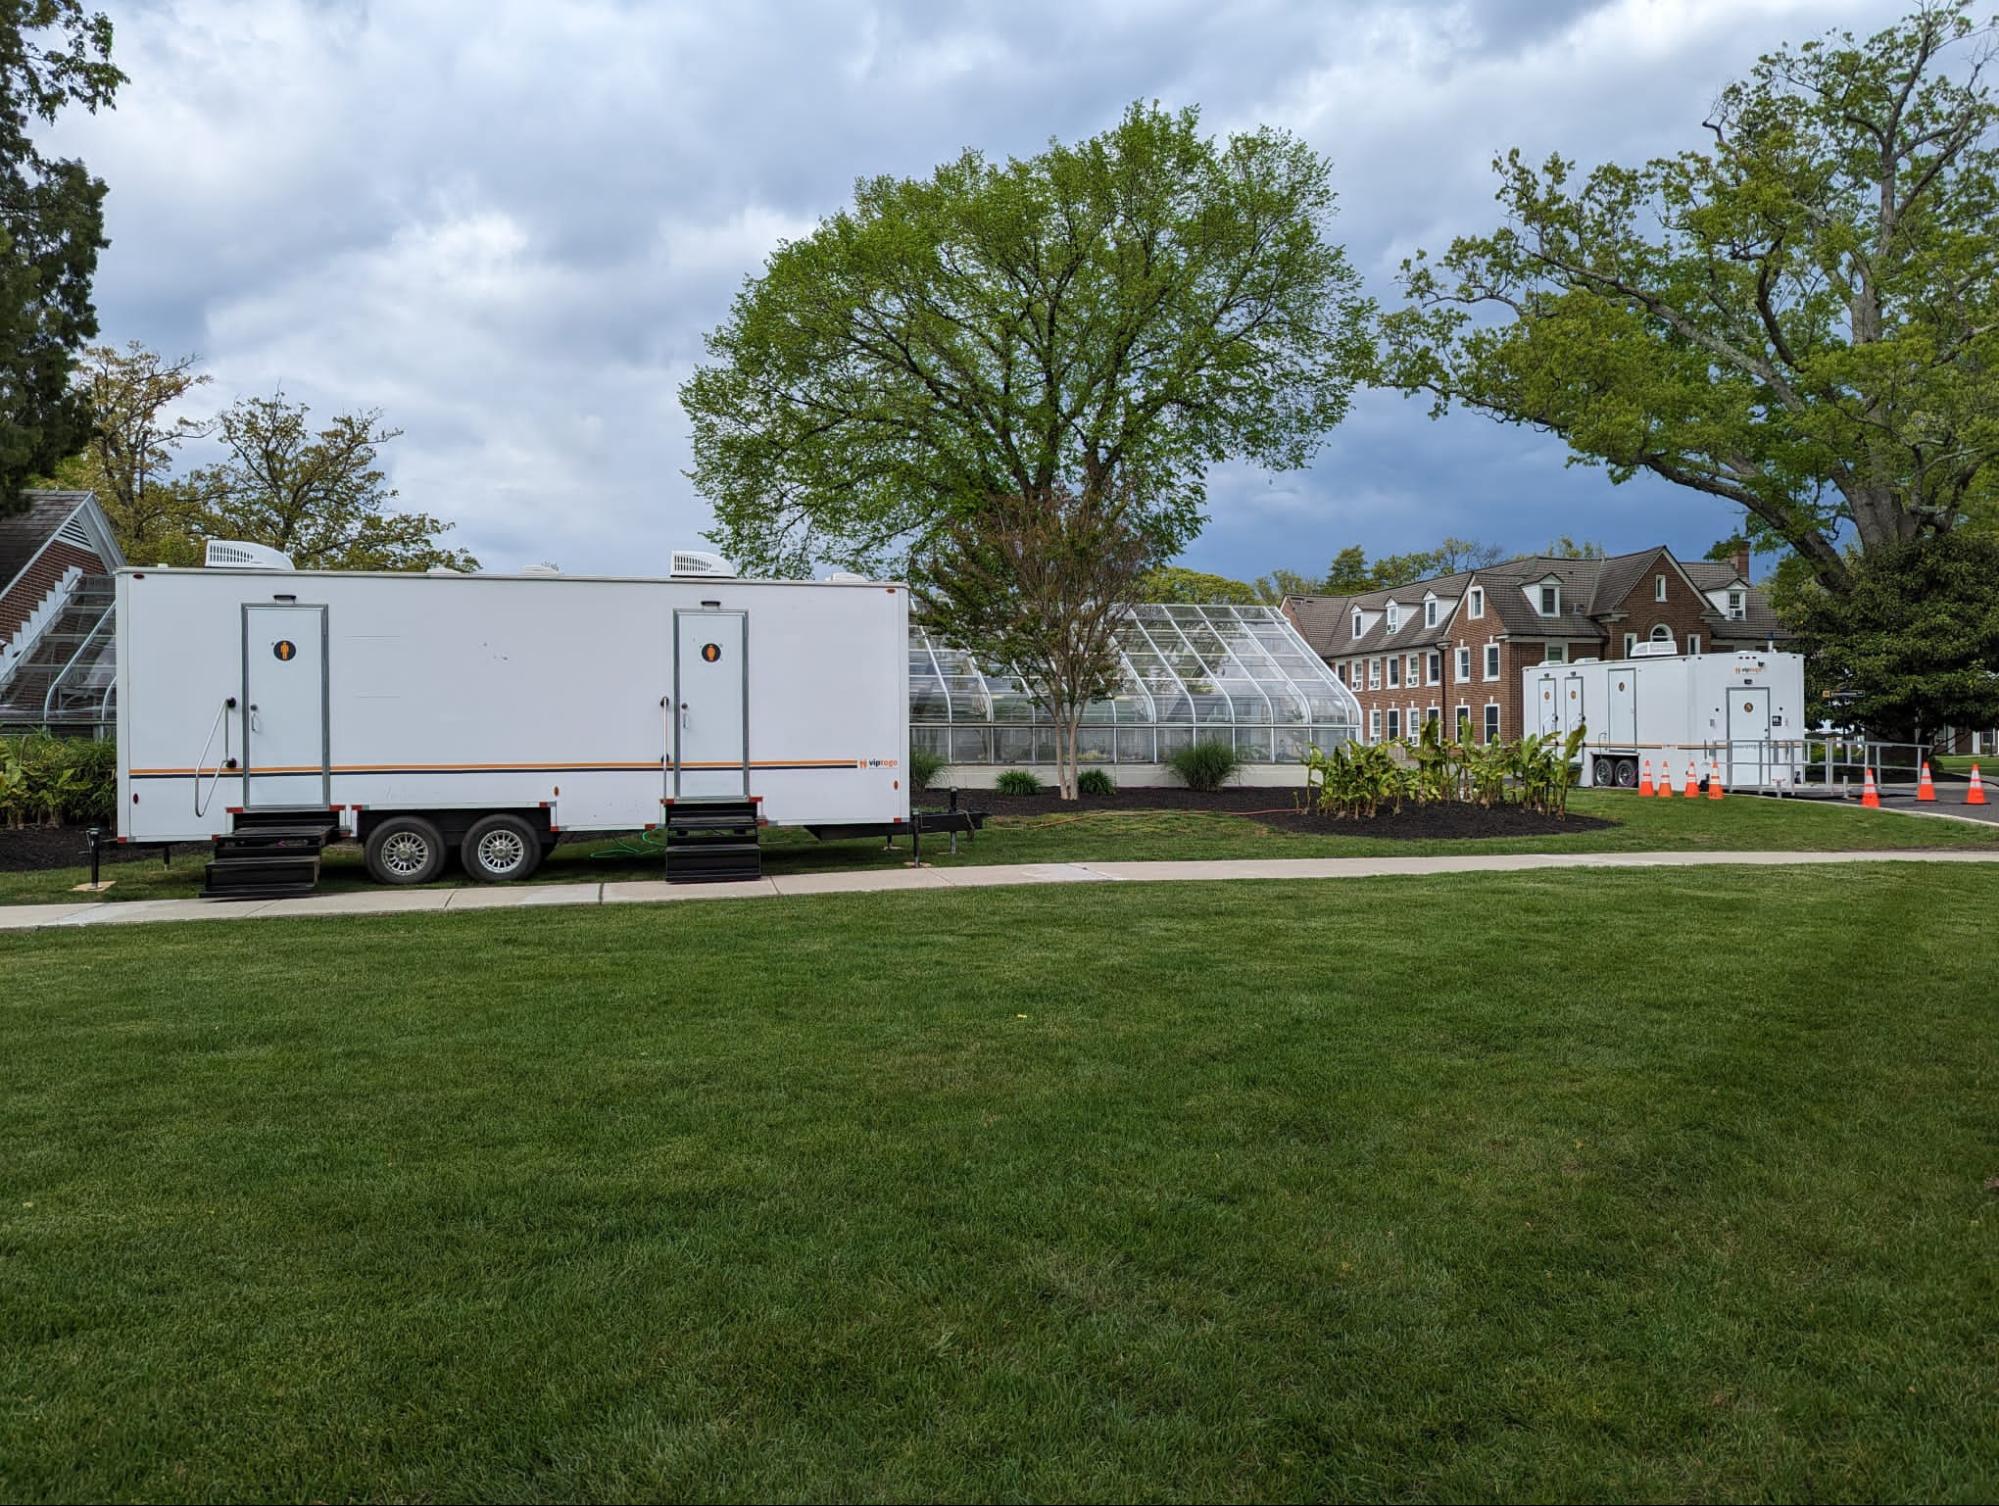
left=193, top=696, right=235, bottom=817
left=38, top=597, right=115, bottom=721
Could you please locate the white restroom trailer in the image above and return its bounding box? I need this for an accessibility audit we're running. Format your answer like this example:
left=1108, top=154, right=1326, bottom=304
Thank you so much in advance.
left=1523, top=646, right=1808, bottom=791
left=115, top=562, right=912, bottom=886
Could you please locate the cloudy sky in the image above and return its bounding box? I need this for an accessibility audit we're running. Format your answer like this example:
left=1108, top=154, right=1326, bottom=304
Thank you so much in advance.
left=49, top=0, right=1912, bottom=579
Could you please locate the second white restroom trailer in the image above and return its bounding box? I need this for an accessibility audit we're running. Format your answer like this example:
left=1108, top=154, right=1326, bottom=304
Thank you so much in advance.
left=1523, top=646, right=1808, bottom=790
left=116, top=563, right=912, bottom=891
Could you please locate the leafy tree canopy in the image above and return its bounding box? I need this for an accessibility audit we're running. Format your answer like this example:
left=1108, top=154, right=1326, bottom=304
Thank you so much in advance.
left=1780, top=531, right=1999, bottom=738
left=43, top=340, right=209, bottom=560
left=1381, top=2, right=1999, bottom=595
left=0, top=0, right=123, bottom=517
left=1138, top=564, right=1263, bottom=605
left=683, top=102, right=1372, bottom=577
left=1264, top=536, right=1510, bottom=598
left=189, top=393, right=477, bottom=572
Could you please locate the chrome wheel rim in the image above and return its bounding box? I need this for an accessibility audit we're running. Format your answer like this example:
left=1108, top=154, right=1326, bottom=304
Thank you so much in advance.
left=477, top=828, right=527, bottom=875
left=381, top=830, right=431, bottom=877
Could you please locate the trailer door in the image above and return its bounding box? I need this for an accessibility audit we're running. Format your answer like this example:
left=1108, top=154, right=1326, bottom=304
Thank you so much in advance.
left=673, top=609, right=749, bottom=800
left=1609, top=670, right=1637, bottom=748
left=1534, top=675, right=1559, bottom=736
left=1727, top=686, right=1772, bottom=788
left=241, top=603, right=329, bottom=809
left=1562, top=673, right=1586, bottom=736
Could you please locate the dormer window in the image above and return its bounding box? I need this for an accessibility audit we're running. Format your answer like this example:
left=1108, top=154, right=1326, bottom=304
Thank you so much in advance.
left=1352, top=609, right=1363, bottom=638
left=1539, top=584, right=1559, bottom=616
left=1468, top=587, right=1484, bottom=619
left=1386, top=601, right=1400, bottom=632
left=1727, top=589, right=1746, bottom=620
left=1424, top=596, right=1438, bottom=628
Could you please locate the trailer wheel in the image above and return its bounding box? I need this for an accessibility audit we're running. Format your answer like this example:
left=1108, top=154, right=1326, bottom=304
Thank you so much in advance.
left=366, top=815, right=446, bottom=885
left=461, top=813, right=543, bottom=883
left=1593, top=756, right=1615, bottom=786
left=1615, top=757, right=1639, bottom=788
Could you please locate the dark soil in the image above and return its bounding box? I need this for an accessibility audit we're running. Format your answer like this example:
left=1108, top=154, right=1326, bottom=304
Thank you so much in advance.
left=0, top=825, right=203, bottom=873
left=927, top=784, right=1616, bottom=841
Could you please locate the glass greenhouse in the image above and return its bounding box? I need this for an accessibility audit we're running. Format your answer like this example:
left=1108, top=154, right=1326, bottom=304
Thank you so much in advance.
left=910, top=603, right=1362, bottom=768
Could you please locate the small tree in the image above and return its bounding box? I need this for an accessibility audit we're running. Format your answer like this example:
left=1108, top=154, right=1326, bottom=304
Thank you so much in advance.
left=917, top=483, right=1160, bottom=801
left=1139, top=565, right=1262, bottom=605
left=190, top=392, right=477, bottom=571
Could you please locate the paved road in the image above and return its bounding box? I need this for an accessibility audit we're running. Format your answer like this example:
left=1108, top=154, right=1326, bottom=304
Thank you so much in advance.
left=4, top=848, right=1996, bottom=932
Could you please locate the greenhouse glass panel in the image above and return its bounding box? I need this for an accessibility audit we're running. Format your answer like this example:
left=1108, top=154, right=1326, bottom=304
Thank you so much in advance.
left=907, top=608, right=1360, bottom=768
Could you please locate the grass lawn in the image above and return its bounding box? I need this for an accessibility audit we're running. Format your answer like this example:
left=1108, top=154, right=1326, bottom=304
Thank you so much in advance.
left=3, top=787, right=1994, bottom=906
left=4, top=865, right=1997, bottom=1501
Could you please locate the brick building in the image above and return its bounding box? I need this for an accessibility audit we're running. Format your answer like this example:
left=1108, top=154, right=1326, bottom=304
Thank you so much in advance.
left=1282, top=545, right=1791, bottom=745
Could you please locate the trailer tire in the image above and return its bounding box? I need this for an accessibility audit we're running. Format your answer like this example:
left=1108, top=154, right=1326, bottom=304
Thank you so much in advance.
left=1615, top=757, right=1638, bottom=788
left=1593, top=756, right=1615, bottom=787
left=461, top=813, right=543, bottom=883
left=366, top=815, right=446, bottom=885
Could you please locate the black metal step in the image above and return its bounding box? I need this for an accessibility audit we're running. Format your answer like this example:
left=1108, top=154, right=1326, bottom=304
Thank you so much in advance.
left=664, top=844, right=763, bottom=882
left=214, top=825, right=334, bottom=854
left=202, top=853, right=322, bottom=899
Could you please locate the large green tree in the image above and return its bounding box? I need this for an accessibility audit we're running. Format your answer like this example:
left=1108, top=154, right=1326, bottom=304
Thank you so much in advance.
left=1781, top=531, right=1999, bottom=739
left=683, top=102, right=1371, bottom=577
left=1380, top=2, right=1999, bottom=594
left=1138, top=564, right=1263, bottom=605
left=0, top=1, right=122, bottom=516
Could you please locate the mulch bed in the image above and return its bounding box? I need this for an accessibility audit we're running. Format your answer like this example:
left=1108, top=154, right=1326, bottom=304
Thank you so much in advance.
left=931, top=784, right=1615, bottom=841
left=0, top=825, right=202, bottom=874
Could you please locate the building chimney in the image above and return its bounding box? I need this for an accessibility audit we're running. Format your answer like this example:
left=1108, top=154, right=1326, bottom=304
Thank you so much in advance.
left=1733, top=541, right=1751, bottom=580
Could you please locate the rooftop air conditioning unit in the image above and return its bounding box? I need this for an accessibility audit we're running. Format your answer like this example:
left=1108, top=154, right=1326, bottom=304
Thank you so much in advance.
left=670, top=549, right=737, bottom=578
left=1629, top=639, right=1678, bottom=658
left=204, top=540, right=295, bottom=571
left=520, top=563, right=561, bottom=574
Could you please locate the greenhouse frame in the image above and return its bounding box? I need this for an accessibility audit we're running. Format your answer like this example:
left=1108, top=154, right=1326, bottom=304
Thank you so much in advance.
left=910, top=603, right=1363, bottom=771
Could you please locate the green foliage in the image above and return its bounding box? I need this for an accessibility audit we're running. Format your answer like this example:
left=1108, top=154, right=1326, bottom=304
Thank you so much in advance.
left=1167, top=740, right=1241, bottom=792
left=1381, top=3, right=1999, bottom=594
left=40, top=341, right=210, bottom=562
left=0, top=2, right=124, bottom=516
left=1306, top=718, right=1587, bottom=819
left=1303, top=739, right=1417, bottom=818
left=683, top=101, right=1371, bottom=577
left=1076, top=768, right=1116, bottom=796
left=0, top=732, right=114, bottom=827
left=190, top=393, right=476, bottom=571
left=1778, top=532, right=1999, bottom=740
left=994, top=769, right=1044, bottom=796
left=909, top=747, right=947, bottom=793
left=1138, top=565, right=1263, bottom=605
left=1260, top=537, right=1509, bottom=599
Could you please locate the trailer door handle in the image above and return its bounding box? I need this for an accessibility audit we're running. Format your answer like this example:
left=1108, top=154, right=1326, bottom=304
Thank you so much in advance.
left=680, top=703, right=689, bottom=731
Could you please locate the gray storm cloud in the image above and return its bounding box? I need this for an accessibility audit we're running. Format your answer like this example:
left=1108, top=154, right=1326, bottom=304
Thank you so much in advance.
left=52, top=0, right=1905, bottom=575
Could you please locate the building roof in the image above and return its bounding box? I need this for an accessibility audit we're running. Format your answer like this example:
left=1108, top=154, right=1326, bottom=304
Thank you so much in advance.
left=0, top=492, right=101, bottom=595
left=1284, top=545, right=1790, bottom=659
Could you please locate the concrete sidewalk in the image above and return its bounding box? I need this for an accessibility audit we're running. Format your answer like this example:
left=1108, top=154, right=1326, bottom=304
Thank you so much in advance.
left=4, top=848, right=1995, bottom=932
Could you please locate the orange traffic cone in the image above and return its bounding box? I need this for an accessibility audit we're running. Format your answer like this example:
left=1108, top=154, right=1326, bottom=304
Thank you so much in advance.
left=1969, top=762, right=1988, bottom=806
left=1656, top=758, right=1673, bottom=797
left=1917, top=762, right=1937, bottom=802
left=1707, top=761, right=1725, bottom=800
left=1682, top=761, right=1699, bottom=798
left=1638, top=759, right=1654, bottom=796
left=1861, top=766, right=1880, bottom=808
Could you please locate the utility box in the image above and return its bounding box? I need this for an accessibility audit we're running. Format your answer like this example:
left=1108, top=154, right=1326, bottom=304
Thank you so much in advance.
left=1523, top=648, right=1807, bottom=790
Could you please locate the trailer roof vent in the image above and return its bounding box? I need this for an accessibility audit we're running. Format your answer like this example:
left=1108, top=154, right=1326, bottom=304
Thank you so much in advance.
left=204, top=539, right=294, bottom=571
left=670, top=549, right=736, bottom=578
left=825, top=571, right=870, bottom=584
left=521, top=562, right=561, bottom=574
